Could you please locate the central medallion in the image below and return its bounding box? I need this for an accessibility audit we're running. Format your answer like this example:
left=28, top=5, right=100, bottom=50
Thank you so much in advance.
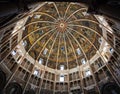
left=59, top=23, right=65, bottom=28
left=56, top=20, right=67, bottom=32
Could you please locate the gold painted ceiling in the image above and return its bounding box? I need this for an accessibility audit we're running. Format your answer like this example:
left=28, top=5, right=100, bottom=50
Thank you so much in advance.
left=22, top=2, right=102, bottom=69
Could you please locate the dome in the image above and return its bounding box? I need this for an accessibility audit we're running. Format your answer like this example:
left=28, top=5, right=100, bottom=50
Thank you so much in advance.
left=22, top=2, right=101, bottom=70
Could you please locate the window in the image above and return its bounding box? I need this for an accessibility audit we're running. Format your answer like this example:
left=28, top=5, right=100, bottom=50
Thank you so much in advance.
left=81, top=58, right=86, bottom=64
left=39, top=58, right=43, bottom=64
left=33, top=69, right=39, bottom=76
left=60, top=65, right=64, bottom=70
left=61, top=46, right=65, bottom=51
left=110, top=48, right=114, bottom=53
left=34, top=15, right=41, bottom=19
left=22, top=40, right=27, bottom=46
left=76, top=48, right=81, bottom=55
left=98, top=38, right=102, bottom=43
left=82, top=12, right=89, bottom=16
left=11, top=50, right=16, bottom=55
left=60, top=75, right=64, bottom=82
left=38, top=30, right=44, bottom=35
left=43, top=48, right=48, bottom=55
left=85, top=70, right=91, bottom=76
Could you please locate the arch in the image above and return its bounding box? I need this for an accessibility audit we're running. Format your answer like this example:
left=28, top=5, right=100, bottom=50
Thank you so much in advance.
left=5, top=82, right=23, bottom=94
left=101, top=82, right=120, bottom=94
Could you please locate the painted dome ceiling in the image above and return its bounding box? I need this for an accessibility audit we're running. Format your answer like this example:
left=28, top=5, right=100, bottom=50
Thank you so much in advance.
left=22, top=2, right=102, bottom=70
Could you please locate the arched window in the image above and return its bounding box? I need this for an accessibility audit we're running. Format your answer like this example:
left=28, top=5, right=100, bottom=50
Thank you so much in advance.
left=39, top=58, right=43, bottom=64
left=81, top=58, right=86, bottom=64
left=11, top=50, right=16, bottom=55
left=76, top=48, right=81, bottom=55
left=85, top=70, right=91, bottom=77
left=60, top=75, right=64, bottom=82
left=43, top=48, right=48, bottom=55
left=33, top=69, right=39, bottom=76
left=60, top=65, right=64, bottom=70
